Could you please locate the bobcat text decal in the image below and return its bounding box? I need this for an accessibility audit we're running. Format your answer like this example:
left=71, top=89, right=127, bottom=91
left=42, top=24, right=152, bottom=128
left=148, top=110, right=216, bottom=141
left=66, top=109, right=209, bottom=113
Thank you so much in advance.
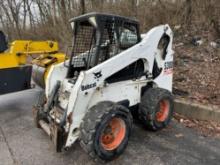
left=81, top=83, right=97, bottom=91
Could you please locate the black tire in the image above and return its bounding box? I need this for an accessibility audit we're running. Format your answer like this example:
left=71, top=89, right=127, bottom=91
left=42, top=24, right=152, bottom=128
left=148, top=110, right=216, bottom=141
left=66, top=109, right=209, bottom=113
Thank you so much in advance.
left=139, top=88, right=173, bottom=131
left=80, top=101, right=133, bottom=162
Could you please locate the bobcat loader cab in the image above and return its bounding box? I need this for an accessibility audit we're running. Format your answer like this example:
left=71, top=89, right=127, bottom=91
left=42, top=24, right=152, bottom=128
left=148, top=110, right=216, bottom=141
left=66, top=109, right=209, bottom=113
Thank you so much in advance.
left=34, top=13, right=174, bottom=161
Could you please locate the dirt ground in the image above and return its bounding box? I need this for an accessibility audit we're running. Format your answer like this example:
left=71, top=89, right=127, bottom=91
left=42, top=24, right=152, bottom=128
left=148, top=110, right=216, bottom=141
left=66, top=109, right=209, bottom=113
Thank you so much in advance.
left=173, top=29, right=220, bottom=106
left=174, top=112, right=220, bottom=139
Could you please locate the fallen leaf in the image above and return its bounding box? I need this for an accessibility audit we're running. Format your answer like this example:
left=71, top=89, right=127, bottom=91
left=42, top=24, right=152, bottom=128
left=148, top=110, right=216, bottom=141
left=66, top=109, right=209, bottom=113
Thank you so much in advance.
left=175, top=133, right=184, bottom=138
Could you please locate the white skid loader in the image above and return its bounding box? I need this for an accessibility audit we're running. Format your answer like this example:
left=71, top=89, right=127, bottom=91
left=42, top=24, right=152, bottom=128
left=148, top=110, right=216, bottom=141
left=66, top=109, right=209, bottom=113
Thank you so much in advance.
left=34, top=13, right=174, bottom=161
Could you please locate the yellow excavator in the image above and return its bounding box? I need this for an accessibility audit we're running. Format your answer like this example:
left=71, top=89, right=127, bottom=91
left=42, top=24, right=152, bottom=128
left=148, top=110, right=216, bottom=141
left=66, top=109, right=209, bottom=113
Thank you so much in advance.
left=0, top=31, right=65, bottom=95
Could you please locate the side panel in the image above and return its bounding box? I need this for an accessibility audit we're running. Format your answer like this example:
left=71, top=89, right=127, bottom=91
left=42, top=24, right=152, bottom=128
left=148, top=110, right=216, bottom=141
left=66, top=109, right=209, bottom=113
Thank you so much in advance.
left=0, top=65, right=32, bottom=95
left=0, top=52, right=19, bottom=69
left=88, top=78, right=149, bottom=108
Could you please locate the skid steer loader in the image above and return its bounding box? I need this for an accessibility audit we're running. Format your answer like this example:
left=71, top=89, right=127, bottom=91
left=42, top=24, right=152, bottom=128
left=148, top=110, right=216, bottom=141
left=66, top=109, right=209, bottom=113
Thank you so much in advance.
left=34, top=12, right=174, bottom=161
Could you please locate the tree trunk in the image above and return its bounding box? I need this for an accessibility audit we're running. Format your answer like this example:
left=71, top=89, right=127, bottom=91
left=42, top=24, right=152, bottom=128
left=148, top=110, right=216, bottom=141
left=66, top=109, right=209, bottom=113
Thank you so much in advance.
left=185, top=0, right=192, bottom=26
left=60, top=0, right=67, bottom=21
left=23, top=0, right=27, bottom=30
left=52, top=0, right=57, bottom=25
left=80, top=0, right=86, bottom=14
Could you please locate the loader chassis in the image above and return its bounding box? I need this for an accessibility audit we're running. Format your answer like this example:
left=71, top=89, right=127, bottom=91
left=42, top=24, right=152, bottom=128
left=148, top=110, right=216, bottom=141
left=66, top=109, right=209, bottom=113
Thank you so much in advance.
left=35, top=13, right=174, bottom=161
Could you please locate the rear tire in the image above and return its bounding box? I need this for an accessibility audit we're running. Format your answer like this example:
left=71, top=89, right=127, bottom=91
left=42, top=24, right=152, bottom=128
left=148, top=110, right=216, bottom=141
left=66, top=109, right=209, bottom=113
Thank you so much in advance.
left=139, top=88, right=173, bottom=131
left=80, top=101, right=133, bottom=162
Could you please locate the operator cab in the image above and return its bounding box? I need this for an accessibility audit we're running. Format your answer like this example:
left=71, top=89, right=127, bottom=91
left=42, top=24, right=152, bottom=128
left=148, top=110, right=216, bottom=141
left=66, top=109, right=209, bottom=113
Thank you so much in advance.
left=67, top=12, right=141, bottom=78
left=0, top=31, right=8, bottom=53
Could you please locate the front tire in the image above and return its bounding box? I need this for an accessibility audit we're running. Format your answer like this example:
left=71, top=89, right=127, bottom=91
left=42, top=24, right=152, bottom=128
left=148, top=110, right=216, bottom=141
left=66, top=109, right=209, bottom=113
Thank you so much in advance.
left=139, top=88, right=174, bottom=131
left=80, top=101, right=133, bottom=162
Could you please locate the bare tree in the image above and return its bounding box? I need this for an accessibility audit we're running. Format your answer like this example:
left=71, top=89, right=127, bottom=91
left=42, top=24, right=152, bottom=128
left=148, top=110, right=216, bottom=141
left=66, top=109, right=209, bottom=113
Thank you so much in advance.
left=51, top=0, right=56, bottom=25
left=80, top=0, right=86, bottom=14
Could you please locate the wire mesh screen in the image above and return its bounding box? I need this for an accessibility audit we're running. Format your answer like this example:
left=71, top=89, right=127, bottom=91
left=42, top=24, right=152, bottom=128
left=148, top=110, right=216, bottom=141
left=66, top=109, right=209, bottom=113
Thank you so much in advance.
left=97, top=20, right=117, bottom=64
left=71, top=24, right=96, bottom=68
left=98, top=20, right=138, bottom=64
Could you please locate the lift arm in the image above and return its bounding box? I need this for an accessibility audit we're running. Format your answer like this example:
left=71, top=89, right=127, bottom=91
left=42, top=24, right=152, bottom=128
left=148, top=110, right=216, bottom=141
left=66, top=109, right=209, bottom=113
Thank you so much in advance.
left=0, top=40, right=63, bottom=69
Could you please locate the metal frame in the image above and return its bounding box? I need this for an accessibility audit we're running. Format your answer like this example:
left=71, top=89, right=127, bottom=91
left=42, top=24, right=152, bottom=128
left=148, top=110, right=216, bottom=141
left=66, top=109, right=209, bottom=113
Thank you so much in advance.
left=67, top=12, right=141, bottom=78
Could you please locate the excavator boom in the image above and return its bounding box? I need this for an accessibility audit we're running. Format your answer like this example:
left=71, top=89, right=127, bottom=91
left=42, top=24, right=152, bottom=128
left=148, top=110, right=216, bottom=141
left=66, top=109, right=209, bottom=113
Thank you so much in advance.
left=0, top=31, right=65, bottom=94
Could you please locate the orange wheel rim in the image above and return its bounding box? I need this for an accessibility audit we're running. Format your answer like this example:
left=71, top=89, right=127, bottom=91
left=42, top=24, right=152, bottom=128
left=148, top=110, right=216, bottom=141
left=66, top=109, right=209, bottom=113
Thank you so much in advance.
left=101, top=117, right=126, bottom=151
left=156, top=100, right=169, bottom=122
